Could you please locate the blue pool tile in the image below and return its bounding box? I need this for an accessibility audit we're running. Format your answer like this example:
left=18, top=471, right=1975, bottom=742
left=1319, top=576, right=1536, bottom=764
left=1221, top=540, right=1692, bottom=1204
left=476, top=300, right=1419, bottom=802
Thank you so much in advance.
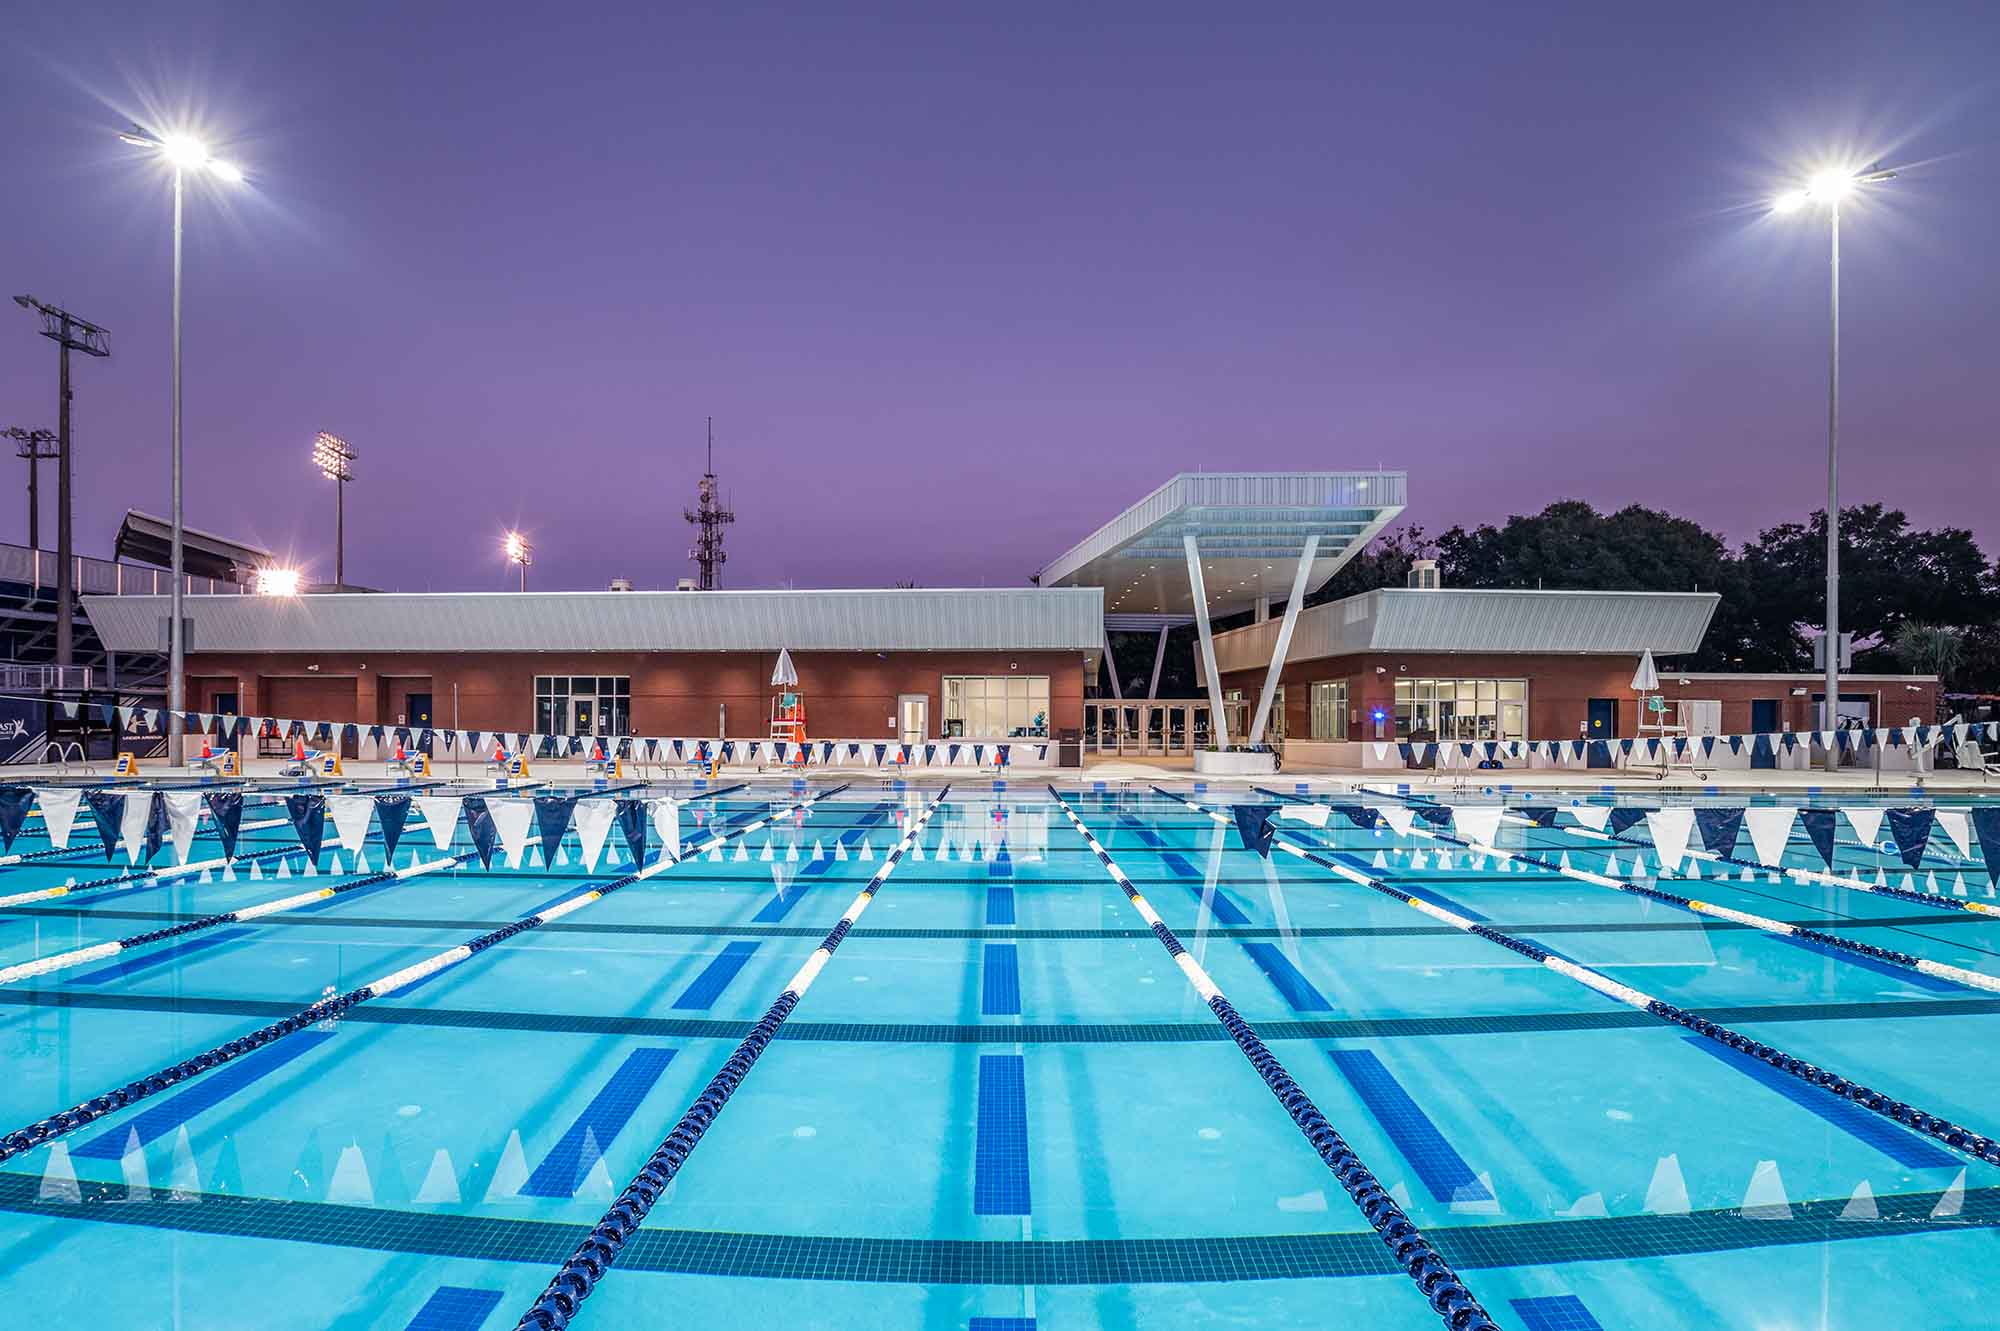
left=1773, top=935, right=1961, bottom=992
left=985, top=887, right=1016, bottom=926
left=522, top=1046, right=678, bottom=1197
left=75, top=1029, right=337, bottom=1158
left=673, top=941, right=762, bottom=1010
left=974, top=1053, right=1031, bottom=1215
left=1241, top=942, right=1332, bottom=1012
left=982, top=944, right=1022, bottom=1016
left=1509, top=1294, right=1604, bottom=1331
left=70, top=927, right=255, bottom=985
left=1682, top=1037, right=1957, bottom=1169
left=988, top=843, right=1014, bottom=877
left=1327, top=1047, right=1491, bottom=1203
left=1186, top=883, right=1250, bottom=925
left=969, top=1320, right=1036, bottom=1331
left=404, top=1285, right=504, bottom=1330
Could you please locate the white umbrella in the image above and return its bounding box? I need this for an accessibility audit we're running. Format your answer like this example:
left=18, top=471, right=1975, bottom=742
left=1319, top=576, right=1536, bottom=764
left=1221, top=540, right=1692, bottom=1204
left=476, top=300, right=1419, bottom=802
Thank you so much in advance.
left=1630, top=648, right=1659, bottom=693
left=771, top=648, right=799, bottom=688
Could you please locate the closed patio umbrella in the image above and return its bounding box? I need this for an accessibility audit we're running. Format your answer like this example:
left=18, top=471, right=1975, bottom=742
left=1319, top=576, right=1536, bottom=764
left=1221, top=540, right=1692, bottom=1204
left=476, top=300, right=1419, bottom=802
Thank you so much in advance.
left=771, top=648, right=799, bottom=688
left=1630, top=649, right=1660, bottom=694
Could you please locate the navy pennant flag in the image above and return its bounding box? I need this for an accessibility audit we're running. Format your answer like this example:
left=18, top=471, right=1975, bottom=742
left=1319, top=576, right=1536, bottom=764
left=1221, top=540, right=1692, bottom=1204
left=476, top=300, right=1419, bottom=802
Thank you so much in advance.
left=1335, top=804, right=1380, bottom=831
left=1231, top=804, right=1278, bottom=858
left=1797, top=807, right=1838, bottom=869
left=1884, top=807, right=1935, bottom=870
left=374, top=794, right=413, bottom=863
left=1397, top=742, right=1415, bottom=763
left=535, top=795, right=578, bottom=868
left=614, top=798, right=649, bottom=867
left=460, top=796, right=500, bottom=869
left=83, top=790, right=125, bottom=861
left=871, top=744, right=888, bottom=766
left=142, top=795, right=168, bottom=864
left=285, top=794, right=328, bottom=867
left=1607, top=807, right=1651, bottom=837
left=1971, top=807, right=2000, bottom=886
left=1751, top=733, right=1773, bottom=763
left=1414, top=804, right=1454, bottom=828
left=0, top=787, right=34, bottom=853
left=205, top=791, right=245, bottom=859
left=1518, top=806, right=1558, bottom=828
left=1693, top=807, right=1744, bottom=858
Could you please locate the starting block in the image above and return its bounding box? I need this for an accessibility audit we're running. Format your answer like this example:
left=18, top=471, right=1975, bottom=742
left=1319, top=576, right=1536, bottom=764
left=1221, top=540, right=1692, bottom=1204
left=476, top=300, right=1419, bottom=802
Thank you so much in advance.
left=488, top=748, right=530, bottom=785
left=114, top=752, right=140, bottom=777
left=387, top=748, right=431, bottom=783
left=191, top=745, right=240, bottom=779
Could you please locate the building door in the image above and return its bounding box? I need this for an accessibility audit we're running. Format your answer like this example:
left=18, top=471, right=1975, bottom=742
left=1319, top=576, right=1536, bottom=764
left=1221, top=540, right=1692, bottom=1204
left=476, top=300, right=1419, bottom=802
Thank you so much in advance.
left=1750, top=700, right=1779, bottom=769
left=212, top=692, right=238, bottom=717
left=1586, top=698, right=1617, bottom=768
left=407, top=692, right=434, bottom=753
left=570, top=697, right=597, bottom=736
left=898, top=694, right=928, bottom=743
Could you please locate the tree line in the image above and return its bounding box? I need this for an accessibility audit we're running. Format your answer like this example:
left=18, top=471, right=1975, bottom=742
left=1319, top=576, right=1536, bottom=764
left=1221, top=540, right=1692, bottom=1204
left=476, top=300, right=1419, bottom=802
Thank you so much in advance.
left=1106, top=501, right=2000, bottom=701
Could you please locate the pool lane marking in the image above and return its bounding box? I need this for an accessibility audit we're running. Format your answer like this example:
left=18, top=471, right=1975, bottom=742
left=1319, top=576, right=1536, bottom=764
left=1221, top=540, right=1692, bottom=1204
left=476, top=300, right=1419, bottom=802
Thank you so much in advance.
left=1509, top=1295, right=1605, bottom=1331
left=1162, top=787, right=2000, bottom=1169
left=508, top=785, right=951, bottom=1331
left=672, top=942, right=763, bottom=1010
left=0, top=850, right=474, bottom=985
left=0, top=840, right=309, bottom=912
left=522, top=1047, right=680, bottom=1198
left=71, top=1028, right=339, bottom=1158
left=1045, top=787, right=1501, bottom=1331
left=1327, top=1048, right=1492, bottom=1204
left=1680, top=1037, right=1958, bottom=1169
left=1319, top=787, right=2000, bottom=994
left=404, top=1285, right=505, bottom=1331
left=0, top=784, right=852, bottom=1167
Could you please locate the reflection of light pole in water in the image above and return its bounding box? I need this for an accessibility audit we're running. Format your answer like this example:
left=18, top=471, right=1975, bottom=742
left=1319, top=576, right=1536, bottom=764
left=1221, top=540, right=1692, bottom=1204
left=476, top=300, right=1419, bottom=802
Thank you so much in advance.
left=1770, top=162, right=1896, bottom=769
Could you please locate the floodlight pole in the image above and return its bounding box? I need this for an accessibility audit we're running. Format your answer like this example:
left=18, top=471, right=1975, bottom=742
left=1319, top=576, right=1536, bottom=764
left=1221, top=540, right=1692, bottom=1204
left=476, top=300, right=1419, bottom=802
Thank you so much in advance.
left=168, top=165, right=187, bottom=766
left=1821, top=202, right=1840, bottom=772
left=13, top=296, right=110, bottom=671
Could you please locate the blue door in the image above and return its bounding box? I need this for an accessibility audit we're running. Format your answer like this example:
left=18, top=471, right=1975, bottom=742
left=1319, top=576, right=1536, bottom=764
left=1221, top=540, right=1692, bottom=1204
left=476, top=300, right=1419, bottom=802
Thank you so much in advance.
left=1750, top=699, right=1779, bottom=769
left=1586, top=698, right=1616, bottom=768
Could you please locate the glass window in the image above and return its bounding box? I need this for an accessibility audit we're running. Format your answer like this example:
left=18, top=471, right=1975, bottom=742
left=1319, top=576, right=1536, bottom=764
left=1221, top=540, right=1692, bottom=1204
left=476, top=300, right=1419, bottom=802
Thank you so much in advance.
left=943, top=675, right=1050, bottom=737
left=1310, top=681, right=1348, bottom=739
left=534, top=675, right=633, bottom=736
left=1392, top=677, right=1527, bottom=741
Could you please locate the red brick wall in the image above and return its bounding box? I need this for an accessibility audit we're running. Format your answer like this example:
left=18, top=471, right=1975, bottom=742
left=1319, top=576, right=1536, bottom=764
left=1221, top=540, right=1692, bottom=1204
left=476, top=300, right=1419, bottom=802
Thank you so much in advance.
left=183, top=650, right=1084, bottom=740
left=1217, top=654, right=1940, bottom=741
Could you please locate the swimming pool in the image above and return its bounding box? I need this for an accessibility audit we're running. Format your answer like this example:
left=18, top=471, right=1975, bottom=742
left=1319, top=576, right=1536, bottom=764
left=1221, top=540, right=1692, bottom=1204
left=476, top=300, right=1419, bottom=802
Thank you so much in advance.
left=0, top=778, right=1994, bottom=1329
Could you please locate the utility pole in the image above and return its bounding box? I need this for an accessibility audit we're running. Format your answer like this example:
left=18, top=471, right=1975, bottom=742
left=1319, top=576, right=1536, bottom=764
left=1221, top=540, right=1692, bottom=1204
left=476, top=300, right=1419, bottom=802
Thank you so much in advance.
left=1, top=427, right=57, bottom=550
left=13, top=297, right=110, bottom=669
left=684, top=416, right=735, bottom=590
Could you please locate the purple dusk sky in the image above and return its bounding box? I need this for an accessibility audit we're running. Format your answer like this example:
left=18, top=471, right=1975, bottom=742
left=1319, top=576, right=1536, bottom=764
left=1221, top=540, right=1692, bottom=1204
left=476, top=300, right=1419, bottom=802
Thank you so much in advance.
left=3, top=3, right=1996, bottom=595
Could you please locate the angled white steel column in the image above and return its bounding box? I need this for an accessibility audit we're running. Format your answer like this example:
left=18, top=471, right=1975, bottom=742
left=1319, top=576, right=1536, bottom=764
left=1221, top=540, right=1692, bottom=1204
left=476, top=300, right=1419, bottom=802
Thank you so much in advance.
left=1185, top=532, right=1229, bottom=749
left=1146, top=624, right=1169, bottom=698
left=1102, top=631, right=1123, bottom=700
left=1246, top=532, right=1319, bottom=746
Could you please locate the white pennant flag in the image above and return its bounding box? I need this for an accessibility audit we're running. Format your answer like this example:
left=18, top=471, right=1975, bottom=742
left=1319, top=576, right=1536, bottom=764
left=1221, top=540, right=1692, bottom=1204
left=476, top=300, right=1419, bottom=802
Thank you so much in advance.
left=1452, top=806, right=1505, bottom=849
left=650, top=798, right=683, bottom=862
left=120, top=792, right=155, bottom=863
left=1646, top=808, right=1697, bottom=872
left=1934, top=811, right=1971, bottom=859
left=33, top=787, right=84, bottom=850
left=329, top=795, right=376, bottom=854
left=1571, top=806, right=1613, bottom=833
left=1276, top=803, right=1332, bottom=828
left=415, top=796, right=463, bottom=850
left=1843, top=807, right=1883, bottom=850
left=1375, top=805, right=1416, bottom=838
left=1742, top=808, right=1796, bottom=869
left=163, top=792, right=203, bottom=865
left=487, top=798, right=535, bottom=867
left=1371, top=742, right=1391, bottom=763
left=572, top=799, right=616, bottom=872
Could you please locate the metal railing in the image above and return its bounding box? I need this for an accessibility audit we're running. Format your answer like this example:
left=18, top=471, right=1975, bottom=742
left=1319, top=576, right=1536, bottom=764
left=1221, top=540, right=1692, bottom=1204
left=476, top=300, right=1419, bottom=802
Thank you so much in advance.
left=0, top=541, right=247, bottom=598
left=0, top=664, right=93, bottom=691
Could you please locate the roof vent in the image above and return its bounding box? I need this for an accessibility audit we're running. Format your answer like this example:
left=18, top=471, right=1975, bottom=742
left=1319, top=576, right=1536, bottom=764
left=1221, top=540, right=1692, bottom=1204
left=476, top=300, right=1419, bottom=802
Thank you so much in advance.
left=676, top=577, right=699, bottom=591
left=608, top=577, right=634, bottom=592
left=1407, top=559, right=1441, bottom=590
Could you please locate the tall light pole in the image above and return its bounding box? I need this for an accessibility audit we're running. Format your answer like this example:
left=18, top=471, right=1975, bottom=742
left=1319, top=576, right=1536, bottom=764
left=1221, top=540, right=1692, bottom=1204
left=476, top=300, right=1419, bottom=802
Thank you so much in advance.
left=118, top=126, right=245, bottom=765
left=505, top=531, right=533, bottom=591
left=12, top=296, right=109, bottom=671
left=1771, top=163, right=1896, bottom=772
left=312, top=432, right=356, bottom=586
left=1, top=427, right=57, bottom=550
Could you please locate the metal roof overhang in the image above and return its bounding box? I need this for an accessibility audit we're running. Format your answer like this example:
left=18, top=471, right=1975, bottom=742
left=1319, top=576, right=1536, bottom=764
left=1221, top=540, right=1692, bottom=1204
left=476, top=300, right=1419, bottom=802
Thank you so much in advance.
left=1038, top=471, right=1407, bottom=618
left=114, top=511, right=274, bottom=583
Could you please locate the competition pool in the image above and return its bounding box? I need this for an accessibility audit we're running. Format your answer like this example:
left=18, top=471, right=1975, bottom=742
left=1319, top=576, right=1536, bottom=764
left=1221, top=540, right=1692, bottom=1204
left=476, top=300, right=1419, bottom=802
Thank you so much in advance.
left=0, top=778, right=1995, bottom=1330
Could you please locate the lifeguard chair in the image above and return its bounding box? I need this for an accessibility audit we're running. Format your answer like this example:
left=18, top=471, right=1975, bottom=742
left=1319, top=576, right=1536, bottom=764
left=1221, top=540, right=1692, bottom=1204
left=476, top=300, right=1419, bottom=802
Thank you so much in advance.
left=769, top=647, right=808, bottom=768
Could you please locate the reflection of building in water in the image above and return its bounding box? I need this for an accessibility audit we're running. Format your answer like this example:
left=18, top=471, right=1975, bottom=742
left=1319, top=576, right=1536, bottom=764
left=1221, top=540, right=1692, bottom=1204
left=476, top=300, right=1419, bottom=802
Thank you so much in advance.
left=932, top=797, right=1048, bottom=862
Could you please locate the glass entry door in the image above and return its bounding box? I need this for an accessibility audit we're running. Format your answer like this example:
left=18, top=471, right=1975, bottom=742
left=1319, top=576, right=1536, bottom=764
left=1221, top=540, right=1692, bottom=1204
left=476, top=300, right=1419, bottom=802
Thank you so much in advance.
left=899, top=694, right=929, bottom=743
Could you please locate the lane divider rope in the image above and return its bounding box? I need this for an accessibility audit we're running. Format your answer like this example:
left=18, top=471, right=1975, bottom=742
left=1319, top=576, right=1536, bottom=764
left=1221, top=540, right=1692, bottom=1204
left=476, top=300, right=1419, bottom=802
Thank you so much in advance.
left=512, top=785, right=951, bottom=1331
left=0, top=842, right=308, bottom=912
left=1054, top=788, right=1500, bottom=1331
left=0, top=784, right=850, bottom=1167
left=1160, top=786, right=2000, bottom=1168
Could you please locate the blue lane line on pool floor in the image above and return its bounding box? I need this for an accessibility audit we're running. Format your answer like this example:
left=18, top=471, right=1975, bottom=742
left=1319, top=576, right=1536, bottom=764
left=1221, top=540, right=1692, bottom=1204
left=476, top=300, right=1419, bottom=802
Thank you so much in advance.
left=988, top=843, right=1013, bottom=877
left=752, top=805, right=895, bottom=924
left=522, top=1046, right=678, bottom=1198
left=1328, top=1047, right=1492, bottom=1203
left=1772, top=934, right=1963, bottom=993
left=1681, top=1036, right=1958, bottom=1169
left=982, top=944, right=1022, bottom=1016
left=969, top=1319, right=1037, bottom=1331
left=673, top=941, right=761, bottom=1010
left=1241, top=942, right=1332, bottom=1011
left=73, top=1029, right=337, bottom=1159
left=1508, top=1294, right=1605, bottom=1331
left=403, top=1285, right=504, bottom=1330
left=986, top=887, right=1015, bottom=926
left=974, top=1053, right=1031, bottom=1215
left=69, top=927, right=255, bottom=985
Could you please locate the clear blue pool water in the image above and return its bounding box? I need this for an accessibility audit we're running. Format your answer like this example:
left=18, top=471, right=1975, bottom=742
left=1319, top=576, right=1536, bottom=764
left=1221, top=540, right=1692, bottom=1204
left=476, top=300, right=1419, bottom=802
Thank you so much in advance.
left=0, top=778, right=1994, bottom=1329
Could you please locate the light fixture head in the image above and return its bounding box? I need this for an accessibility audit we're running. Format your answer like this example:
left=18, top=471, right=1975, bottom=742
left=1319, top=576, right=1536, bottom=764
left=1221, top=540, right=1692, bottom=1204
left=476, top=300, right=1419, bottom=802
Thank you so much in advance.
left=255, top=567, right=302, bottom=596
left=160, top=134, right=211, bottom=169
